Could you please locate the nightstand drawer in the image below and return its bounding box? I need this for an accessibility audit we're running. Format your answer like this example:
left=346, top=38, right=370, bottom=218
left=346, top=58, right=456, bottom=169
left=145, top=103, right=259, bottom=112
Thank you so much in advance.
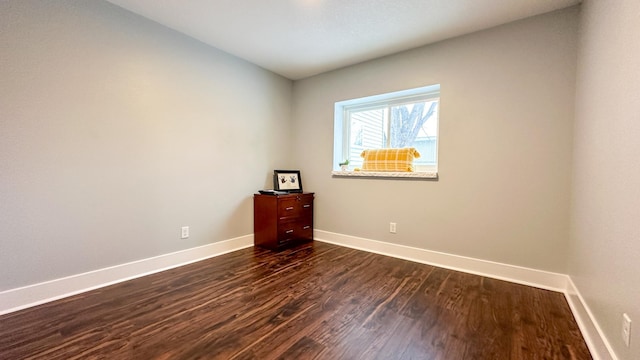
left=277, top=194, right=313, bottom=220
left=277, top=198, right=301, bottom=218
left=277, top=219, right=313, bottom=244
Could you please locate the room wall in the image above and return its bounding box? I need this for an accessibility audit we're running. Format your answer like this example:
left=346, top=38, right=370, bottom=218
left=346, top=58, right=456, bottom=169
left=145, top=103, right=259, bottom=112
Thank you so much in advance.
left=291, top=8, right=579, bottom=273
left=0, top=0, right=292, bottom=291
left=570, top=0, right=640, bottom=358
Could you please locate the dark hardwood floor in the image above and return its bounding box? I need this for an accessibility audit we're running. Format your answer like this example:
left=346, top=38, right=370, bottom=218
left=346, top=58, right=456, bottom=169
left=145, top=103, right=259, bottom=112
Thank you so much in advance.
left=0, top=241, right=591, bottom=359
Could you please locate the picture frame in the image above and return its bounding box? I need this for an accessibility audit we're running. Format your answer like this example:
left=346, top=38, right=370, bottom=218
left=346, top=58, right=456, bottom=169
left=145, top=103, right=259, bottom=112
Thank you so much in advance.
left=273, top=170, right=303, bottom=193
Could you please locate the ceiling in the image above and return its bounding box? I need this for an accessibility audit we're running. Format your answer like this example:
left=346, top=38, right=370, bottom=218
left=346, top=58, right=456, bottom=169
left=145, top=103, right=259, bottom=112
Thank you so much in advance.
left=105, top=0, right=581, bottom=80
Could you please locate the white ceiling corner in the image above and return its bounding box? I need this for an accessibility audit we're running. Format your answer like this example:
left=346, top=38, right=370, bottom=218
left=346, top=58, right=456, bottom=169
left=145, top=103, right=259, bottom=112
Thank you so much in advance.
left=105, top=0, right=581, bottom=80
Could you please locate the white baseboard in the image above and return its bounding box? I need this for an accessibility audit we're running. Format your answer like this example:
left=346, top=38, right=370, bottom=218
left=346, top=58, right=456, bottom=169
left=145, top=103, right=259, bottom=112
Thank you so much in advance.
left=0, top=230, right=615, bottom=360
left=0, top=235, right=253, bottom=315
left=565, top=278, right=617, bottom=360
left=314, top=229, right=615, bottom=360
left=314, top=230, right=568, bottom=291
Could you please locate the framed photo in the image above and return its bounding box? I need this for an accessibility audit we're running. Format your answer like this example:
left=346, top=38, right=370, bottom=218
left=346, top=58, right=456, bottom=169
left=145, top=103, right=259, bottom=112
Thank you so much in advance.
left=273, top=170, right=303, bottom=193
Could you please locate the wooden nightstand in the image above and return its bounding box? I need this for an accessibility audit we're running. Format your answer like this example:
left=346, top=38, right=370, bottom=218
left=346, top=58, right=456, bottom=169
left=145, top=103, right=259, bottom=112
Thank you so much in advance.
left=253, top=192, right=314, bottom=250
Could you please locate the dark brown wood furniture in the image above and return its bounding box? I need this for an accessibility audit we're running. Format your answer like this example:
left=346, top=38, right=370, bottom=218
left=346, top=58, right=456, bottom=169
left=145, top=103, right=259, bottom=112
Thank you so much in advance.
left=253, top=192, right=314, bottom=250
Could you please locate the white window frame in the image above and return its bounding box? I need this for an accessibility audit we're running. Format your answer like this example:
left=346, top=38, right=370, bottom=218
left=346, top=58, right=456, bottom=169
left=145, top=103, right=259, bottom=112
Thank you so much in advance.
left=333, top=84, right=440, bottom=179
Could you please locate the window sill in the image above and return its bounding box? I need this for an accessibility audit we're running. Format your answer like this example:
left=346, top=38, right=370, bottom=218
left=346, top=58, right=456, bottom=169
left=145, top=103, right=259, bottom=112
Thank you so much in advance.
left=331, top=170, right=438, bottom=180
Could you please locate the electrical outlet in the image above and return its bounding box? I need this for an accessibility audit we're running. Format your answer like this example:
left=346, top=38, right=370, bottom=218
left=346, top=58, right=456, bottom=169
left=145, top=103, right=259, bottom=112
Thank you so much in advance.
left=181, top=226, right=189, bottom=239
left=389, top=222, right=397, bottom=234
left=622, top=313, right=632, bottom=347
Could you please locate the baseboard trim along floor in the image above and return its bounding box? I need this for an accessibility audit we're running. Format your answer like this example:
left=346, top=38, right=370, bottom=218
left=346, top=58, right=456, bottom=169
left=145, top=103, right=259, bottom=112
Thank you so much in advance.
left=0, top=230, right=615, bottom=359
left=0, top=234, right=254, bottom=316
left=314, top=230, right=567, bottom=292
left=314, top=230, right=615, bottom=360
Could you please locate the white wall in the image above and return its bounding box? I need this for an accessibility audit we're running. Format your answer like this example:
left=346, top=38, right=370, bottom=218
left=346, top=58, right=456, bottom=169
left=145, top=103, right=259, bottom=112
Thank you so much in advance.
left=0, top=0, right=292, bottom=291
left=570, top=0, right=640, bottom=359
left=291, top=8, right=579, bottom=273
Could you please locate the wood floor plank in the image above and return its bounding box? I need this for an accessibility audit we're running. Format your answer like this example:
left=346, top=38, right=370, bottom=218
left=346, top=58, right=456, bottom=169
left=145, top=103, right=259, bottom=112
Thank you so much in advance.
left=0, top=241, right=592, bottom=359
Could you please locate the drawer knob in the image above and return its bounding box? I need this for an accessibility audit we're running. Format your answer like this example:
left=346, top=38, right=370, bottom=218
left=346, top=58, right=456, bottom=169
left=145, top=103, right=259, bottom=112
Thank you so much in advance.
left=285, top=207, right=294, bottom=210
left=303, top=226, right=310, bottom=230
left=303, top=204, right=310, bottom=208
left=285, top=229, right=294, bottom=234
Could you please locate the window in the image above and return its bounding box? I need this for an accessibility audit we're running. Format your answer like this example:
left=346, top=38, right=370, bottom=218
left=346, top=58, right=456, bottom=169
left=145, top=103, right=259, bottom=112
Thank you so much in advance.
left=333, top=85, right=440, bottom=178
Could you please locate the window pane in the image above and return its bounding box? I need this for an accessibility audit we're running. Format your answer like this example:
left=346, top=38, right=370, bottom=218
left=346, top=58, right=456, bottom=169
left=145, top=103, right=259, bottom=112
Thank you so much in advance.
left=348, top=108, right=387, bottom=168
left=389, top=99, right=439, bottom=166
